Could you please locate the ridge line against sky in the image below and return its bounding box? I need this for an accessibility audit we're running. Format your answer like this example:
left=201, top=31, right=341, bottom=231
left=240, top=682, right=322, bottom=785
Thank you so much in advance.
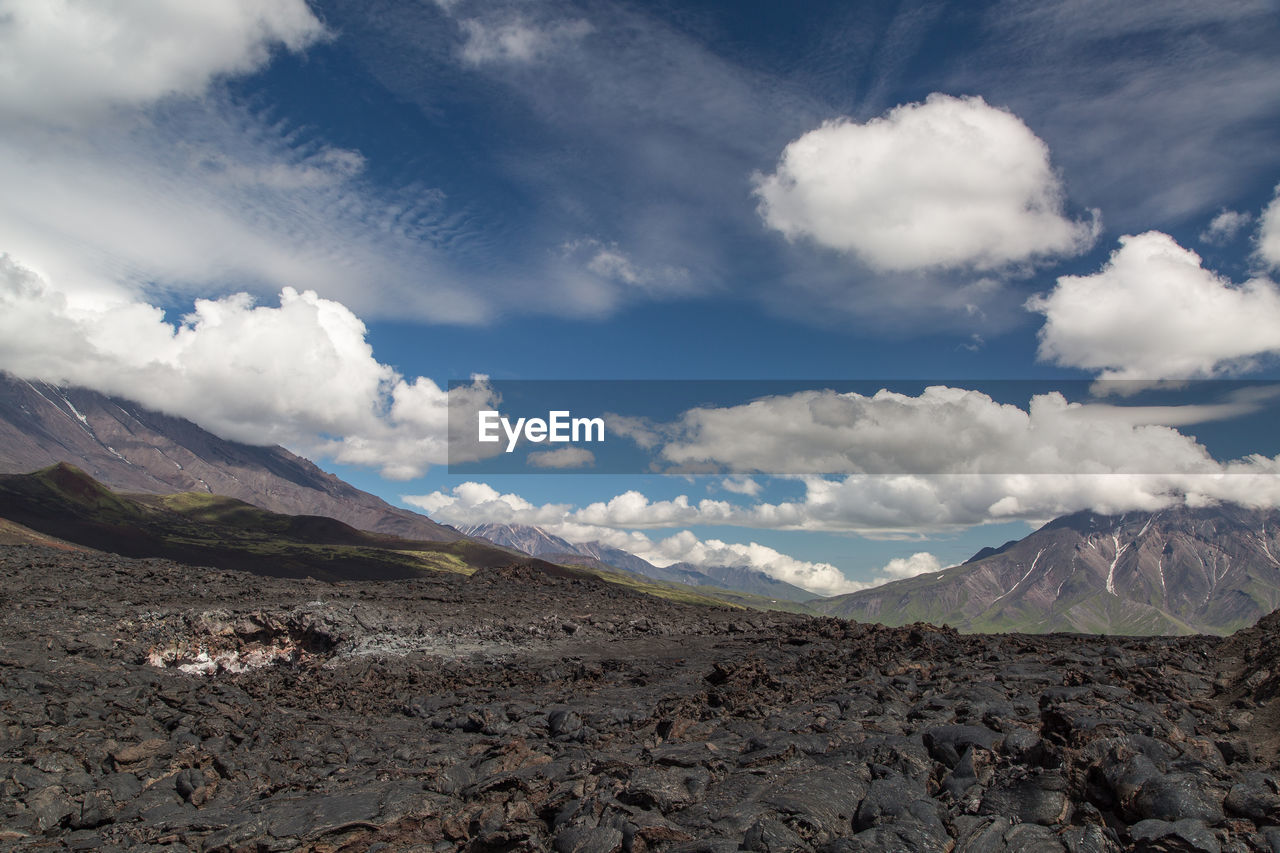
left=1, top=0, right=1279, bottom=590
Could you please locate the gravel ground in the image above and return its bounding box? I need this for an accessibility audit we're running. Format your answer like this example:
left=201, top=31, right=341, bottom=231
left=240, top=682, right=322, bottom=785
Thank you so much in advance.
left=1, top=545, right=1278, bottom=852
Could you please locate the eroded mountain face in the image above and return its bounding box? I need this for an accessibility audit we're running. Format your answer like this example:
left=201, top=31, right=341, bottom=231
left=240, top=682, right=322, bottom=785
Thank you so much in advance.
left=820, top=507, right=1280, bottom=635
left=3, top=544, right=1279, bottom=850
left=0, top=372, right=460, bottom=542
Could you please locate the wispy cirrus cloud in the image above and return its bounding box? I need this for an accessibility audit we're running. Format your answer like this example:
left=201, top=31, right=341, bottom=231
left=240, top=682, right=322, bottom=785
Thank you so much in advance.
left=457, top=15, right=593, bottom=65
left=965, top=0, right=1280, bottom=229
left=0, top=0, right=677, bottom=329
left=0, top=0, right=507, bottom=325
left=326, top=0, right=1036, bottom=330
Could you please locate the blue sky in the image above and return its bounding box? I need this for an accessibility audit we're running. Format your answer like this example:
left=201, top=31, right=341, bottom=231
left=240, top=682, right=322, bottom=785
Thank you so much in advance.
left=2, top=0, right=1280, bottom=594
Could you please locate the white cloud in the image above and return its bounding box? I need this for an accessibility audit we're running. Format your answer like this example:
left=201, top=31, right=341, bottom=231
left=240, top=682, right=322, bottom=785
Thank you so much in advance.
left=403, top=485, right=859, bottom=596
left=458, top=15, right=592, bottom=65
left=556, top=239, right=691, bottom=298
left=406, top=384, right=1280, bottom=535
left=408, top=481, right=574, bottom=526
left=0, top=256, right=494, bottom=479
left=638, top=530, right=859, bottom=597
left=527, top=446, right=596, bottom=469
left=0, top=94, right=496, bottom=324
left=1028, top=231, right=1280, bottom=380
left=753, top=93, right=1098, bottom=272
left=407, top=480, right=949, bottom=595
left=1258, top=184, right=1280, bottom=270
left=720, top=476, right=762, bottom=497
left=0, top=0, right=326, bottom=123
left=0, top=0, right=520, bottom=327
left=407, top=462, right=1280, bottom=541
left=878, top=552, right=944, bottom=580
left=1201, top=209, right=1252, bottom=245
left=649, top=386, right=1237, bottom=477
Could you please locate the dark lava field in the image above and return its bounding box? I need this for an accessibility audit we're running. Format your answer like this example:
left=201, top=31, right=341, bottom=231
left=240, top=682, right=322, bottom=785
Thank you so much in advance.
left=3, top=545, right=1280, bottom=852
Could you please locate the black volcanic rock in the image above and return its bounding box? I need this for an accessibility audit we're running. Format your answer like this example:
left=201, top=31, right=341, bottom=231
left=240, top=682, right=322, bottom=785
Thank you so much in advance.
left=3, top=544, right=1279, bottom=850
left=0, top=371, right=460, bottom=541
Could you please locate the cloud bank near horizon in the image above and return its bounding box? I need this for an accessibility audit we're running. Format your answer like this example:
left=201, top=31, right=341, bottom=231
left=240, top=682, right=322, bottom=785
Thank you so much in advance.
left=0, top=256, right=492, bottom=480
left=408, top=480, right=944, bottom=596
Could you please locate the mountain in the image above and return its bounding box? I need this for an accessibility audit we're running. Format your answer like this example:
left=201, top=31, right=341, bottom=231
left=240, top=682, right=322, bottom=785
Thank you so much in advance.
left=0, top=464, right=746, bottom=609
left=459, top=521, right=815, bottom=603
left=664, top=562, right=816, bottom=603
left=0, top=464, right=529, bottom=581
left=0, top=373, right=460, bottom=541
left=815, top=506, right=1280, bottom=635
left=457, top=522, right=581, bottom=557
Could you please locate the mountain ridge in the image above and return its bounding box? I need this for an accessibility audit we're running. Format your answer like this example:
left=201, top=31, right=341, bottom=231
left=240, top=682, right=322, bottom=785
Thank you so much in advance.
left=459, top=521, right=816, bottom=603
left=0, top=372, right=461, bottom=542
left=815, top=505, right=1280, bottom=635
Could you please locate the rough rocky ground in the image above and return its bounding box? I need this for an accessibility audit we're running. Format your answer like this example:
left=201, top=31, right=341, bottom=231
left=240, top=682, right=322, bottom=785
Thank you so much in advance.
left=2, top=545, right=1279, bottom=852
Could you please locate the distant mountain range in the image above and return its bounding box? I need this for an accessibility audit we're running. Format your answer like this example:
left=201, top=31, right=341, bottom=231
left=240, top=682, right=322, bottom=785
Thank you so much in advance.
left=814, top=506, right=1280, bottom=635
left=0, top=372, right=460, bottom=542
left=0, top=464, right=738, bottom=613
left=4, top=372, right=1280, bottom=634
left=457, top=522, right=816, bottom=603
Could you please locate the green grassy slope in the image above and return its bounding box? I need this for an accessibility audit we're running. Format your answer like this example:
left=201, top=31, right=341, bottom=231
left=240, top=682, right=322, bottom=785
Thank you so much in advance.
left=0, top=464, right=756, bottom=609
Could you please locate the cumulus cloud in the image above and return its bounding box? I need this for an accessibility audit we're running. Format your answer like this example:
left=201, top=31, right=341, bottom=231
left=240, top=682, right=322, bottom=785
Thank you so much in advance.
left=878, top=552, right=944, bottom=581
left=0, top=255, right=493, bottom=479
left=0, top=0, right=326, bottom=122
left=720, top=476, right=762, bottom=497
left=527, top=447, right=597, bottom=469
left=406, top=383, right=1280, bottom=535
left=647, top=386, right=1245, bottom=477
left=405, top=485, right=859, bottom=595
left=408, top=481, right=575, bottom=527
left=1201, top=209, right=1252, bottom=245
left=407, top=460, right=1280, bottom=540
left=753, top=93, right=1098, bottom=272
left=638, top=530, right=860, bottom=596
left=1259, top=184, right=1280, bottom=270
left=1028, top=232, right=1280, bottom=380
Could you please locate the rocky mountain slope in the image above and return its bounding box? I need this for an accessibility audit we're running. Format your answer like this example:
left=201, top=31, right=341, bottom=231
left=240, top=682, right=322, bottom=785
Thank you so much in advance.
left=817, top=506, right=1280, bottom=635
left=0, top=463, right=536, bottom=582
left=4, top=543, right=1279, bottom=850
left=0, top=465, right=745, bottom=608
left=0, top=372, right=460, bottom=541
left=460, top=522, right=815, bottom=603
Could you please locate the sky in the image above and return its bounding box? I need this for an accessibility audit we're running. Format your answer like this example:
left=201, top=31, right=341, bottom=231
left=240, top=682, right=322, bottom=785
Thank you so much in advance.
left=2, top=0, right=1280, bottom=596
